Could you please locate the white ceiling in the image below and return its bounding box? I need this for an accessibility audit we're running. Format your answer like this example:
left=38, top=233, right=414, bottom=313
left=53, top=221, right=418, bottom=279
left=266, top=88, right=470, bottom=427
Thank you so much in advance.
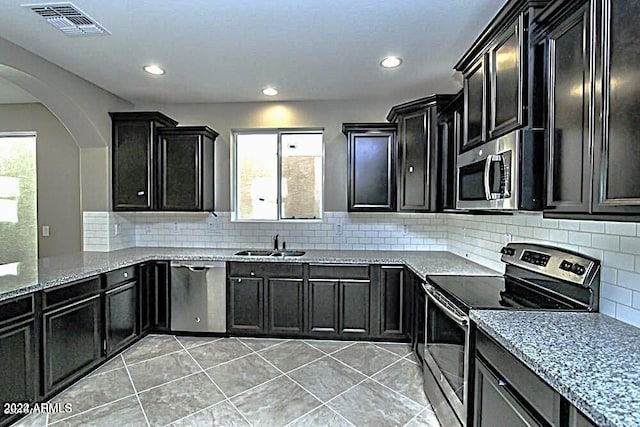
left=0, top=0, right=505, bottom=104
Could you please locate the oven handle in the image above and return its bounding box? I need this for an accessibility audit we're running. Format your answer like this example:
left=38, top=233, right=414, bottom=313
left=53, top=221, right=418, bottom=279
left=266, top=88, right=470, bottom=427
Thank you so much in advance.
left=422, top=283, right=468, bottom=327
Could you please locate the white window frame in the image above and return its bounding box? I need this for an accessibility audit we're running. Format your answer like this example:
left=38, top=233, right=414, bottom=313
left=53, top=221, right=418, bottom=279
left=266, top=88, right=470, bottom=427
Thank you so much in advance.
left=231, top=128, right=324, bottom=222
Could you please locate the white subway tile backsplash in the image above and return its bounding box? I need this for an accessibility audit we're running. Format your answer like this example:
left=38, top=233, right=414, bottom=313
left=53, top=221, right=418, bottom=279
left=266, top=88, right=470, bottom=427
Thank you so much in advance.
left=601, top=283, right=633, bottom=305
left=83, top=209, right=640, bottom=328
left=615, top=305, right=640, bottom=328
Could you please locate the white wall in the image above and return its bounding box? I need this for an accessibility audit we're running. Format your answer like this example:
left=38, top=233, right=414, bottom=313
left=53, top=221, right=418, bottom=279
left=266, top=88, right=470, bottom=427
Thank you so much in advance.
left=0, top=103, right=81, bottom=256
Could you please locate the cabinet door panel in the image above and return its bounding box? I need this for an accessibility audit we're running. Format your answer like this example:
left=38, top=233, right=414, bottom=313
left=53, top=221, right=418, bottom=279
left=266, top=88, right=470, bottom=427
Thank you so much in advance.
left=464, top=59, right=486, bottom=150
left=474, top=359, right=540, bottom=427
left=161, top=135, right=200, bottom=210
left=106, top=281, right=138, bottom=355
left=308, top=280, right=339, bottom=334
left=380, top=267, right=404, bottom=336
left=490, top=20, right=524, bottom=137
left=43, top=295, right=102, bottom=394
left=349, top=133, right=395, bottom=211
left=546, top=7, right=591, bottom=213
left=340, top=280, right=370, bottom=335
left=267, top=279, right=304, bottom=333
left=112, top=121, right=152, bottom=210
left=228, top=278, right=263, bottom=332
left=0, top=320, right=36, bottom=420
left=401, top=113, right=429, bottom=210
left=595, top=0, right=640, bottom=211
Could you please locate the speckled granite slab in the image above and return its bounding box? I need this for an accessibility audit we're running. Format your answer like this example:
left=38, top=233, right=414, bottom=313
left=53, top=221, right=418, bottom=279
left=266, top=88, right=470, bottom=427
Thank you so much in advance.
left=470, top=310, right=640, bottom=427
left=0, top=248, right=497, bottom=302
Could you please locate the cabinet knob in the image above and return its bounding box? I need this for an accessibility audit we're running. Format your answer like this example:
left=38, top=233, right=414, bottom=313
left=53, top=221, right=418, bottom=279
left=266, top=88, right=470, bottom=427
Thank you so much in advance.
left=408, top=166, right=414, bottom=173
left=123, top=272, right=128, bottom=278
left=250, top=271, right=255, bottom=276
left=498, top=380, right=507, bottom=387
left=238, top=278, right=242, bottom=283
left=195, top=317, right=201, bottom=323
left=137, top=190, right=145, bottom=196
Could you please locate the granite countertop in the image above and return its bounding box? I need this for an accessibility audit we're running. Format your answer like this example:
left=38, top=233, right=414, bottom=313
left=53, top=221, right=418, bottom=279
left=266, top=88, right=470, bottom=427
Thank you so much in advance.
left=0, top=247, right=497, bottom=302
left=471, top=310, right=640, bottom=427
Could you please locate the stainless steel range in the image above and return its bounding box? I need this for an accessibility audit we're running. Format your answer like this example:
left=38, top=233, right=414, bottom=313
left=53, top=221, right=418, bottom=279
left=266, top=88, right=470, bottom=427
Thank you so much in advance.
left=420, top=243, right=600, bottom=426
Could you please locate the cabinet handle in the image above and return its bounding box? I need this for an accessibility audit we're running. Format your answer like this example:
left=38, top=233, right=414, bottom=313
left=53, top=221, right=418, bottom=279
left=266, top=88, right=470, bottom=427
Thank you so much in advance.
left=123, top=272, right=128, bottom=278
left=408, top=166, right=414, bottom=173
left=498, top=380, right=507, bottom=387
left=137, top=190, right=145, bottom=196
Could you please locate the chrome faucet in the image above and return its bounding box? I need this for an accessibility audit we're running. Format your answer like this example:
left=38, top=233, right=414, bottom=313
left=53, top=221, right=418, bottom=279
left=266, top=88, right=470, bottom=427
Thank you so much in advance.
left=273, top=234, right=279, bottom=251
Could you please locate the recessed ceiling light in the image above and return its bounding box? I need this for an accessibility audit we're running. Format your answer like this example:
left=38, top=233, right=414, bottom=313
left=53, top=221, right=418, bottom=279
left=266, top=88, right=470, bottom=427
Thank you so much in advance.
left=143, top=65, right=165, bottom=75
left=380, top=56, right=403, bottom=68
left=262, top=87, right=278, bottom=96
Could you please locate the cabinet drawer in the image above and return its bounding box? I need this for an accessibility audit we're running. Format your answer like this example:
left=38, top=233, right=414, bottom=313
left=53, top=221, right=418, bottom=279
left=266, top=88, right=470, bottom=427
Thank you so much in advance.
left=476, top=330, right=560, bottom=425
left=308, top=264, right=369, bottom=280
left=227, top=262, right=303, bottom=278
left=105, top=266, right=137, bottom=289
left=0, top=295, right=34, bottom=325
left=43, top=277, right=102, bottom=309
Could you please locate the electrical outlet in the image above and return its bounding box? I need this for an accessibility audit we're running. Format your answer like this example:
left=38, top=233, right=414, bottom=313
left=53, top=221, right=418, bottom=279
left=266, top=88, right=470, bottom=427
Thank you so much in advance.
left=144, top=224, right=152, bottom=234
left=114, top=223, right=120, bottom=236
left=42, top=225, right=50, bottom=237
left=172, top=222, right=180, bottom=234
left=335, top=223, right=343, bottom=235
left=504, top=233, right=513, bottom=243
left=402, top=224, right=409, bottom=235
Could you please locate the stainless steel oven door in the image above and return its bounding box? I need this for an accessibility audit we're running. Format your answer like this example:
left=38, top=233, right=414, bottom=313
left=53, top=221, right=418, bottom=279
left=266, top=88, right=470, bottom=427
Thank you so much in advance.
left=456, top=131, right=518, bottom=210
left=423, top=283, right=470, bottom=426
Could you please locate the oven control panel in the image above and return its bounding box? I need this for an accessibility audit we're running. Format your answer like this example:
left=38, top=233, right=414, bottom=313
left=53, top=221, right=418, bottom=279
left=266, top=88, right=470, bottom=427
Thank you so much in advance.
left=500, top=242, right=599, bottom=286
left=521, top=250, right=550, bottom=267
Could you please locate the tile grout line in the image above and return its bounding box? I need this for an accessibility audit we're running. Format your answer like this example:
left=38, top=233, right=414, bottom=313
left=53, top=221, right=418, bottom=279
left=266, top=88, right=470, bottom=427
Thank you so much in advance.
left=246, top=342, right=329, bottom=425
left=324, top=349, right=429, bottom=410
left=175, top=336, right=254, bottom=427
left=45, top=392, right=139, bottom=425
left=121, top=352, right=152, bottom=427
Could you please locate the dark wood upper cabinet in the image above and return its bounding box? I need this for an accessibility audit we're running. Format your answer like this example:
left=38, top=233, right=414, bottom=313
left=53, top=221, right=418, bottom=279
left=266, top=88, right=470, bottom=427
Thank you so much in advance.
left=110, top=112, right=178, bottom=211
left=489, top=18, right=526, bottom=138
left=343, top=123, right=397, bottom=212
left=463, top=58, right=487, bottom=150
left=592, top=0, right=640, bottom=213
left=387, top=94, right=454, bottom=212
left=455, top=1, right=548, bottom=151
left=437, top=92, right=463, bottom=210
left=538, top=0, right=640, bottom=217
left=157, top=126, right=218, bottom=211
left=542, top=3, right=591, bottom=213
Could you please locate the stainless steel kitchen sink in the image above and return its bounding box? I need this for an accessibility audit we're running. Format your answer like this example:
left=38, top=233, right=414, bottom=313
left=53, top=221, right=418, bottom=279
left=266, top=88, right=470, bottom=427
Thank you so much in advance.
left=234, top=250, right=305, bottom=257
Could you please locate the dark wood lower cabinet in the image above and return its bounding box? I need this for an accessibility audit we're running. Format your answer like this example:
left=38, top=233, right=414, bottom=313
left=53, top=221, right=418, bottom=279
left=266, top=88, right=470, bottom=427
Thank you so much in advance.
left=228, top=277, right=263, bottom=333
left=42, top=294, right=102, bottom=395
left=339, top=280, right=370, bottom=335
left=266, top=278, right=304, bottom=333
left=0, top=318, right=37, bottom=426
left=380, top=266, right=404, bottom=337
left=307, top=280, right=339, bottom=334
left=105, top=281, right=138, bottom=356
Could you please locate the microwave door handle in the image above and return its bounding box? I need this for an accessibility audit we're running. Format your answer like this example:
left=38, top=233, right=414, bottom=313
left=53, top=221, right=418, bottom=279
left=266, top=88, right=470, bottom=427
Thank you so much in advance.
left=483, top=154, right=493, bottom=200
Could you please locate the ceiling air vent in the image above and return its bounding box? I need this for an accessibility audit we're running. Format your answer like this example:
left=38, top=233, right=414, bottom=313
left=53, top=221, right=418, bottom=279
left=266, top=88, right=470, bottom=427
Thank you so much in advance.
left=23, top=2, right=110, bottom=36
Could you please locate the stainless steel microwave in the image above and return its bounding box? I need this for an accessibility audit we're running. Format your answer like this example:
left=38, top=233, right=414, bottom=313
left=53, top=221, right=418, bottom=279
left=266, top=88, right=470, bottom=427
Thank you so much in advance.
left=456, top=130, right=543, bottom=211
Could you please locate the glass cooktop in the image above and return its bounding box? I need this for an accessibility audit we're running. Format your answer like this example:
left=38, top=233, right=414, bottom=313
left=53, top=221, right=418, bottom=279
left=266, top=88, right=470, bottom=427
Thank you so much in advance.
left=426, top=275, right=589, bottom=312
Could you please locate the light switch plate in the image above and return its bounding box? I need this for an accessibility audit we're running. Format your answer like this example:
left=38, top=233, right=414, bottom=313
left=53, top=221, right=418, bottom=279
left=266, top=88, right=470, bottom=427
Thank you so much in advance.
left=42, top=225, right=50, bottom=237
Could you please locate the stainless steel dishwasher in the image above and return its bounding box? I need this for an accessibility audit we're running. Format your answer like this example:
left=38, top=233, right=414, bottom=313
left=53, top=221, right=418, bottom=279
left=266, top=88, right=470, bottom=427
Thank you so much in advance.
left=170, top=261, right=226, bottom=333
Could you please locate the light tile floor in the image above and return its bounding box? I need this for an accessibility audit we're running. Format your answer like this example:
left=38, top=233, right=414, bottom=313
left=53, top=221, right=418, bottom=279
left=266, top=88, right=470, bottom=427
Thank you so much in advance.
left=12, top=335, right=440, bottom=427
